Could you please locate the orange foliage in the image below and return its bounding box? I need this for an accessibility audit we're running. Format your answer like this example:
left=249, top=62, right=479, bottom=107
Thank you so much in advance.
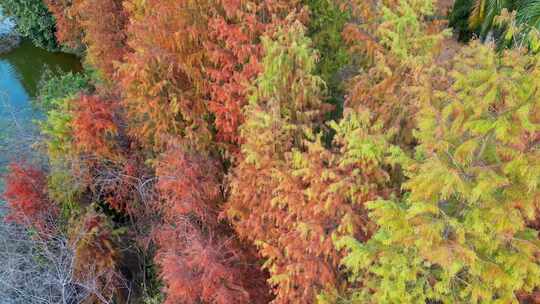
left=71, top=94, right=119, bottom=158
left=75, top=0, right=128, bottom=79
left=227, top=129, right=391, bottom=302
left=119, top=0, right=213, bottom=151
left=45, top=0, right=84, bottom=49
left=2, top=162, right=57, bottom=233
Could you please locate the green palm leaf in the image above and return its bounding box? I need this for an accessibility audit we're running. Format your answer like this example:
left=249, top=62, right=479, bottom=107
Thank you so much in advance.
left=517, top=0, right=540, bottom=29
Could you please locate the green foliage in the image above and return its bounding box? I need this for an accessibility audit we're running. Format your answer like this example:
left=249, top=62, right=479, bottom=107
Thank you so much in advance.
left=37, top=70, right=90, bottom=111
left=337, top=42, right=540, bottom=304
left=449, top=0, right=475, bottom=41
left=377, top=0, right=444, bottom=66
left=459, top=0, right=540, bottom=46
left=345, top=0, right=449, bottom=148
left=1, top=0, right=58, bottom=50
left=304, top=0, right=350, bottom=116
left=36, top=71, right=91, bottom=223
left=38, top=71, right=90, bottom=158
left=143, top=294, right=164, bottom=304
left=245, top=21, right=328, bottom=147
left=47, top=162, right=84, bottom=223
left=40, top=96, right=73, bottom=158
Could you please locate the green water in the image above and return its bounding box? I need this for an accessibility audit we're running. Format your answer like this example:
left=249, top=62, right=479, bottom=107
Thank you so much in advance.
left=0, top=39, right=82, bottom=98
left=0, top=39, right=82, bottom=165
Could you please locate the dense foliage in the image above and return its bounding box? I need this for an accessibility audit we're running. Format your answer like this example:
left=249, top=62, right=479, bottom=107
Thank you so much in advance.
left=3, top=0, right=540, bottom=303
left=450, top=0, right=540, bottom=47
left=1, top=0, right=58, bottom=50
left=337, top=40, right=540, bottom=304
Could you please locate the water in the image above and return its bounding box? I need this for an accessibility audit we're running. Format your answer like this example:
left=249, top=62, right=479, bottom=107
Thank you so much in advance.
left=0, top=40, right=82, bottom=166
left=0, top=8, right=15, bottom=36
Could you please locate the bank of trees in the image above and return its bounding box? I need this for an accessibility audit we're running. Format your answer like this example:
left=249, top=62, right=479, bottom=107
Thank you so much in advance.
left=1, top=0, right=540, bottom=303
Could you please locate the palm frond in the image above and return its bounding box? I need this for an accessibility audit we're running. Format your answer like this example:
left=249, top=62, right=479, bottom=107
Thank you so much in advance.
left=469, top=0, right=514, bottom=36
left=517, top=0, right=540, bottom=29
left=469, top=0, right=488, bottom=28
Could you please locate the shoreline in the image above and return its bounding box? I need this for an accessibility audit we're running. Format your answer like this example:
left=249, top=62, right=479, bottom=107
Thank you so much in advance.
left=0, top=32, right=21, bottom=54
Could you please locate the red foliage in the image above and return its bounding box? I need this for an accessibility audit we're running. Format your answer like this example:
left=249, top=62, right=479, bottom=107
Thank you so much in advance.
left=155, top=222, right=267, bottom=304
left=154, top=143, right=270, bottom=304
left=205, top=0, right=305, bottom=150
left=71, top=94, right=119, bottom=158
left=155, top=143, right=223, bottom=225
left=2, top=162, right=57, bottom=233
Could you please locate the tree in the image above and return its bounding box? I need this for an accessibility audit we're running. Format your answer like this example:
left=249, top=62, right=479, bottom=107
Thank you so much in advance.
left=38, top=71, right=91, bottom=159
left=2, top=0, right=58, bottom=50
left=337, top=41, right=540, bottom=303
left=226, top=22, right=376, bottom=303
left=2, top=162, right=57, bottom=233
left=303, top=0, right=351, bottom=117
left=0, top=214, right=111, bottom=304
left=344, top=0, right=448, bottom=148
left=154, top=141, right=270, bottom=304
left=205, top=0, right=302, bottom=149
left=449, top=0, right=475, bottom=42
left=44, top=0, right=85, bottom=51
left=74, top=0, right=128, bottom=80
left=71, top=94, right=119, bottom=158
left=70, top=209, right=127, bottom=304
left=119, top=0, right=213, bottom=151
left=35, top=71, right=91, bottom=222
left=449, top=0, right=540, bottom=46
left=37, top=71, right=90, bottom=112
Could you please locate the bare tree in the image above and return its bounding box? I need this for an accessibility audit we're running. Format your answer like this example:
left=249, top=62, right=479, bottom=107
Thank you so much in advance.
left=0, top=205, right=132, bottom=304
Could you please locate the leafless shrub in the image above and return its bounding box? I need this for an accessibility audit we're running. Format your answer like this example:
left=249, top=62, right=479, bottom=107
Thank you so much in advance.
left=0, top=206, right=131, bottom=304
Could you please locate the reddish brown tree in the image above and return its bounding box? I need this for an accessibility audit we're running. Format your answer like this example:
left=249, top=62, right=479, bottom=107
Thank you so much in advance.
left=44, top=0, right=85, bottom=49
left=74, top=0, right=129, bottom=79
left=154, top=142, right=270, bottom=304
left=71, top=94, right=119, bottom=159
left=225, top=23, right=367, bottom=302
left=2, top=162, right=57, bottom=233
left=119, top=0, right=213, bottom=151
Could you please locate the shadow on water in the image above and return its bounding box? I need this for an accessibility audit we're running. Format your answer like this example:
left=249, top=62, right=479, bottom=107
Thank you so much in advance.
left=0, top=39, right=82, bottom=167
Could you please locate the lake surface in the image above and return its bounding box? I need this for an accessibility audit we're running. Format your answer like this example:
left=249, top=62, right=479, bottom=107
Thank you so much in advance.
left=0, top=40, right=82, bottom=165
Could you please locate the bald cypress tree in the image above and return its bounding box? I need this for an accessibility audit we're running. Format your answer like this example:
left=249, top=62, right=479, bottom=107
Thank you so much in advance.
left=337, top=41, right=540, bottom=304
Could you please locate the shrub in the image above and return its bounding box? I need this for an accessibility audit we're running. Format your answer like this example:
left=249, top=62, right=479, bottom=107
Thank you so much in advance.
left=1, top=0, right=58, bottom=50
